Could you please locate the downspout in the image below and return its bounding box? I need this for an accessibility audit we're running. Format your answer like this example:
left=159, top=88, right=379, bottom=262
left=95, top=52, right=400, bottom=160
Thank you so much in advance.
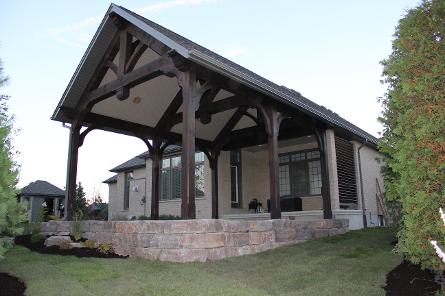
left=358, top=140, right=368, bottom=228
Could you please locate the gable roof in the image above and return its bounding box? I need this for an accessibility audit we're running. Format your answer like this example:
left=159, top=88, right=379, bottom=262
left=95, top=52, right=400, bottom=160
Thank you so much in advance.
left=109, top=145, right=183, bottom=173
left=19, top=180, right=65, bottom=198
left=51, top=4, right=378, bottom=146
left=103, top=174, right=118, bottom=184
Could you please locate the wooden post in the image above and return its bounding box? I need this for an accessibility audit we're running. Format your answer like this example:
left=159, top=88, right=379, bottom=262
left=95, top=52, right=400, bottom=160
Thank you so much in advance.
left=151, top=139, right=161, bottom=220
left=315, top=128, right=333, bottom=219
left=64, top=125, right=80, bottom=220
left=209, top=151, right=220, bottom=219
left=180, top=71, right=197, bottom=219
left=261, top=105, right=282, bottom=219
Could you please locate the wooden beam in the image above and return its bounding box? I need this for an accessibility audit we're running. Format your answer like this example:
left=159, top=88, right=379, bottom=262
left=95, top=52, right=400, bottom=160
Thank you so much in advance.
left=170, top=95, right=248, bottom=126
left=126, top=41, right=148, bottom=73
left=64, top=126, right=80, bottom=220
left=59, top=109, right=213, bottom=149
left=314, top=128, right=333, bottom=219
left=213, top=106, right=248, bottom=151
left=264, top=106, right=281, bottom=219
left=151, top=138, right=162, bottom=220
left=126, top=25, right=170, bottom=56
left=85, top=56, right=174, bottom=106
left=155, top=90, right=183, bottom=135
left=180, top=71, right=197, bottom=219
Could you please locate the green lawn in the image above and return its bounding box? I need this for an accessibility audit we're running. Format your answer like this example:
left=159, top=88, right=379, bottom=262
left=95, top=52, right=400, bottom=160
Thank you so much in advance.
left=1, top=228, right=400, bottom=296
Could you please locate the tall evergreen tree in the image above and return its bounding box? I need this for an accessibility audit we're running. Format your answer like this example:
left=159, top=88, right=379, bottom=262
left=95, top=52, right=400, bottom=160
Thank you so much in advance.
left=380, top=0, right=445, bottom=271
left=0, top=58, right=26, bottom=258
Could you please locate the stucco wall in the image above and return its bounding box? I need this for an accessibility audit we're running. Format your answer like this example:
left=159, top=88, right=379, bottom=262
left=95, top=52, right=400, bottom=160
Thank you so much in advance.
left=352, top=141, right=385, bottom=227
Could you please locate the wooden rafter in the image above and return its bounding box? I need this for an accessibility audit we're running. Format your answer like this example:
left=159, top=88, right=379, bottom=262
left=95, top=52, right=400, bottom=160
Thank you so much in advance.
left=85, top=55, right=174, bottom=106
left=155, top=90, right=183, bottom=135
left=213, top=105, right=248, bottom=151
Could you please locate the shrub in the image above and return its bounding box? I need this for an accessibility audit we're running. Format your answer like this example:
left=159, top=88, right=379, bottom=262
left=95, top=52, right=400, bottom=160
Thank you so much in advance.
left=82, top=240, right=96, bottom=249
left=159, top=215, right=181, bottom=220
left=138, top=215, right=150, bottom=220
left=30, top=233, right=46, bottom=244
left=97, top=243, right=111, bottom=254
left=380, top=0, right=445, bottom=271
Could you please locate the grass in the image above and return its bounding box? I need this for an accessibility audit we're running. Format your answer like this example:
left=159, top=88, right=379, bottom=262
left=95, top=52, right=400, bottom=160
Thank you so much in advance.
left=0, top=227, right=400, bottom=296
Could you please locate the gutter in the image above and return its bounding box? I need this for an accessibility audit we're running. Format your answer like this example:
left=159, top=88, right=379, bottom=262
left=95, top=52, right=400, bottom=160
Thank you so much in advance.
left=357, top=140, right=368, bottom=228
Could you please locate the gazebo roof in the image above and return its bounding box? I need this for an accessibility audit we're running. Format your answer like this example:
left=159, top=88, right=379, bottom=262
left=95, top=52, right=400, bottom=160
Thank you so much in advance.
left=51, top=4, right=377, bottom=147
left=19, top=180, right=65, bottom=198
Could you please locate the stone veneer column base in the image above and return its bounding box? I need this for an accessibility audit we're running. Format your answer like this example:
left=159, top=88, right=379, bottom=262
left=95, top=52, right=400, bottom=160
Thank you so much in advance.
left=38, top=218, right=348, bottom=262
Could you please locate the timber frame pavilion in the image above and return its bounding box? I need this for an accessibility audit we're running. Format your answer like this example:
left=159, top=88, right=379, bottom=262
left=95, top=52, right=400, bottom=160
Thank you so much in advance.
left=51, top=4, right=378, bottom=221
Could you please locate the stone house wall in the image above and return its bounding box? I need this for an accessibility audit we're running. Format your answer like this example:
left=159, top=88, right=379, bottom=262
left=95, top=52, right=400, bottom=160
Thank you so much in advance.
left=38, top=218, right=348, bottom=262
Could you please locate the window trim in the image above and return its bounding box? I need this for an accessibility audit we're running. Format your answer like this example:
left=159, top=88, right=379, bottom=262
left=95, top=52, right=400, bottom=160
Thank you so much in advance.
left=278, top=149, right=322, bottom=198
left=160, top=152, right=205, bottom=201
left=230, top=150, right=242, bottom=208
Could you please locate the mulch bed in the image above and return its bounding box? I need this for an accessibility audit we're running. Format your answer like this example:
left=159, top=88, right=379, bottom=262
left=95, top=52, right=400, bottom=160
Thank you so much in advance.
left=14, top=235, right=128, bottom=259
left=384, top=260, right=441, bottom=296
left=0, top=273, right=26, bottom=296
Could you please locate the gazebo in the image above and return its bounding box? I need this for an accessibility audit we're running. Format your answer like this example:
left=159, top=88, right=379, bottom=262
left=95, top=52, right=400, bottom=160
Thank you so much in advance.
left=51, top=4, right=377, bottom=221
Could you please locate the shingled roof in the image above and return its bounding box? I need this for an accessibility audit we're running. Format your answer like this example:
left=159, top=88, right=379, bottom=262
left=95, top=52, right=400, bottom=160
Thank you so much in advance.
left=102, top=174, right=118, bottom=184
left=52, top=4, right=378, bottom=146
left=19, top=180, right=65, bottom=198
left=109, top=145, right=183, bottom=173
left=119, top=5, right=378, bottom=145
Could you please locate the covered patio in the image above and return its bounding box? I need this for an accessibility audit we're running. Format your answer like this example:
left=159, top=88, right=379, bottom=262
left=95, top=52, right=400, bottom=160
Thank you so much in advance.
left=52, top=4, right=377, bottom=221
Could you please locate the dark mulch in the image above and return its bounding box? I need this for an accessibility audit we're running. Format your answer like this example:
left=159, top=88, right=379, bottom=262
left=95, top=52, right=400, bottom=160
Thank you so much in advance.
left=14, top=235, right=128, bottom=259
left=384, top=260, right=441, bottom=296
left=0, top=273, right=26, bottom=296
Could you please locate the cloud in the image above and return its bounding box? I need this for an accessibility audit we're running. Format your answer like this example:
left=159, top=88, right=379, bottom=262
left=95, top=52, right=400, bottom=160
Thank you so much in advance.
left=222, top=47, right=248, bottom=58
left=48, top=0, right=220, bottom=47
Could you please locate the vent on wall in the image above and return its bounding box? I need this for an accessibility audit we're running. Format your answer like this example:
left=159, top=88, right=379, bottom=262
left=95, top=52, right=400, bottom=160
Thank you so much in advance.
left=335, top=136, right=358, bottom=206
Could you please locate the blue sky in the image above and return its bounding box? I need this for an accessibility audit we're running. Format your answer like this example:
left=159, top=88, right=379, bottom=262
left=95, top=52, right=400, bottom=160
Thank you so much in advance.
left=0, top=0, right=419, bottom=201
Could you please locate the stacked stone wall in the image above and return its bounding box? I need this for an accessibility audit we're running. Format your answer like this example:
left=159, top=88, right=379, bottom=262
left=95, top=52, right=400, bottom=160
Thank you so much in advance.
left=38, top=218, right=348, bottom=262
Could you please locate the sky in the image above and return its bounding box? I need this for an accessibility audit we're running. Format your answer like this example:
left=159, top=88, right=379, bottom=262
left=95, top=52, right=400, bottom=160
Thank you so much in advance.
left=0, top=0, right=419, bottom=202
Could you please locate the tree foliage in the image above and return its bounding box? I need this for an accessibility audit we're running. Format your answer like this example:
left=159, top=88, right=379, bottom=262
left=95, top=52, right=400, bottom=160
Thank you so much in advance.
left=74, top=182, right=88, bottom=219
left=0, top=59, right=27, bottom=258
left=379, top=0, right=445, bottom=271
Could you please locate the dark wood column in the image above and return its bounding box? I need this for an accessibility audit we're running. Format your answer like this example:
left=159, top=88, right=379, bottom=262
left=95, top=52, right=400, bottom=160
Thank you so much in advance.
left=314, top=128, right=333, bottom=219
left=180, top=71, right=197, bottom=219
left=259, top=105, right=283, bottom=219
left=64, top=125, right=81, bottom=220
left=209, top=151, right=220, bottom=219
left=150, top=139, right=162, bottom=220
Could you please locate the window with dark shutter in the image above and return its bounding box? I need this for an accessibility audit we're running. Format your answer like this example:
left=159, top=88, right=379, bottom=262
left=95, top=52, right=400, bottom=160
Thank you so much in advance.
left=335, top=137, right=358, bottom=207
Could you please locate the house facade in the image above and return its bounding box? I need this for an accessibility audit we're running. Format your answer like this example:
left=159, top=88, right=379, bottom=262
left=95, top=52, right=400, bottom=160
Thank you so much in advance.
left=51, top=4, right=386, bottom=226
left=105, top=132, right=384, bottom=229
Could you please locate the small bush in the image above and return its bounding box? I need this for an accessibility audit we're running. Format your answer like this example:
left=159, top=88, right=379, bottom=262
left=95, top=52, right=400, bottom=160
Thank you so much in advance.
left=159, top=215, right=181, bottom=220
left=97, top=243, right=111, bottom=254
left=138, top=215, right=150, bottom=220
left=72, top=221, right=82, bottom=241
left=81, top=240, right=96, bottom=249
left=30, top=233, right=46, bottom=244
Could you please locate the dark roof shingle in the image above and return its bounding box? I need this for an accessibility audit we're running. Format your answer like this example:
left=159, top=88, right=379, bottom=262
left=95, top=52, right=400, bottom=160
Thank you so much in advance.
left=103, top=174, right=118, bottom=184
left=19, top=180, right=65, bottom=198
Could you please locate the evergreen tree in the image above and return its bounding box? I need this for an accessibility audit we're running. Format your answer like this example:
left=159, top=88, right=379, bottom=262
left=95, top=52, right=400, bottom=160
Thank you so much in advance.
left=74, top=182, right=88, bottom=219
left=0, top=59, right=26, bottom=258
left=380, top=0, right=445, bottom=271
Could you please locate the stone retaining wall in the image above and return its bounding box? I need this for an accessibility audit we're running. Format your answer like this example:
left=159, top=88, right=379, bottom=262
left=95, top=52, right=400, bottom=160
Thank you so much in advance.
left=37, top=218, right=348, bottom=262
